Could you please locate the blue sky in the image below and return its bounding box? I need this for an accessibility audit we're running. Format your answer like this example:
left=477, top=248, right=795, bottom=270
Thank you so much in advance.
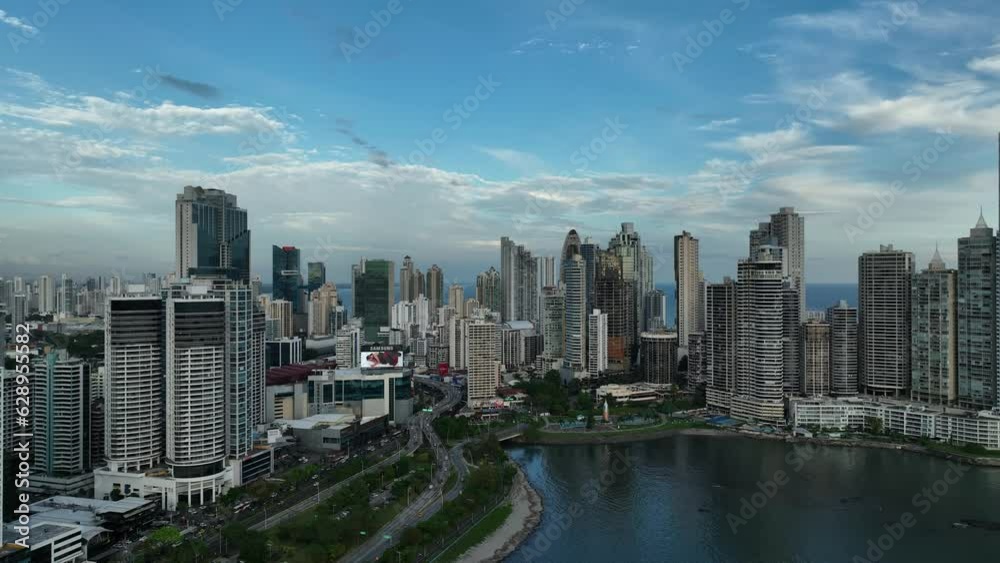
left=1, top=0, right=999, bottom=284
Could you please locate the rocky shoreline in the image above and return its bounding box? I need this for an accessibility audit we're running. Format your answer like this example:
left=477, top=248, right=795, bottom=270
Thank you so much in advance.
left=456, top=466, right=543, bottom=563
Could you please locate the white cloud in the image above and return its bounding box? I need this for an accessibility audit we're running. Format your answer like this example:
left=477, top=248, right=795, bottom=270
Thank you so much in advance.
left=476, top=147, right=545, bottom=171
left=0, top=10, right=37, bottom=34
left=696, top=118, right=741, bottom=131
left=968, top=54, right=1000, bottom=74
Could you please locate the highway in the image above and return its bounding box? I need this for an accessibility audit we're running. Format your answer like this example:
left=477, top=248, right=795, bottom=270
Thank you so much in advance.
left=341, top=377, right=464, bottom=563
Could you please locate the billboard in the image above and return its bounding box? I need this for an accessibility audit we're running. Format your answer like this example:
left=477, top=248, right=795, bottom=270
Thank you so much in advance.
left=437, top=363, right=449, bottom=376
left=361, top=346, right=403, bottom=369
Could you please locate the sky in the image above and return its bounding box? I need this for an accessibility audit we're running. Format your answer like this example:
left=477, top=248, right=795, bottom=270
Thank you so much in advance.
left=0, top=0, right=998, bottom=284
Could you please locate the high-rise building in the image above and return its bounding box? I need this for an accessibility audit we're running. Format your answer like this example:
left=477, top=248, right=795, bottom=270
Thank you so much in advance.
left=911, top=249, right=958, bottom=405
left=641, top=331, right=678, bottom=385
left=958, top=213, right=997, bottom=410
left=400, top=256, right=420, bottom=303
left=560, top=230, right=582, bottom=281
left=827, top=300, right=859, bottom=396
left=39, top=274, right=56, bottom=315
left=309, top=282, right=340, bottom=337
left=801, top=320, right=831, bottom=396
left=11, top=294, right=27, bottom=328
left=449, top=284, right=465, bottom=315
left=750, top=208, right=806, bottom=315
left=476, top=267, right=502, bottom=313
left=674, top=231, right=704, bottom=344
left=859, top=245, right=914, bottom=397
left=105, top=296, right=164, bottom=472
left=607, top=223, right=653, bottom=352
left=272, top=245, right=303, bottom=313
left=732, top=247, right=786, bottom=423
left=542, top=286, right=565, bottom=361
left=588, top=309, right=608, bottom=378
left=448, top=317, right=467, bottom=370
left=59, top=275, right=74, bottom=317
left=268, top=299, right=294, bottom=340
left=307, top=262, right=327, bottom=293
left=687, top=332, right=706, bottom=385
left=466, top=320, right=500, bottom=403
left=642, top=289, right=667, bottom=332
left=425, top=265, right=444, bottom=318
left=580, top=238, right=599, bottom=318
left=336, top=326, right=363, bottom=368
left=563, top=253, right=587, bottom=373
left=782, top=281, right=802, bottom=395
left=165, top=297, right=227, bottom=480
left=542, top=256, right=556, bottom=287
left=33, top=351, right=91, bottom=477
left=175, top=186, right=251, bottom=282
left=501, top=236, right=538, bottom=324
left=594, top=251, right=634, bottom=372
left=352, top=258, right=395, bottom=343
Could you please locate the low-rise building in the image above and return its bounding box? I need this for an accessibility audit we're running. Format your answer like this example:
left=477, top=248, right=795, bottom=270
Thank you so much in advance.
left=279, top=414, right=388, bottom=452
left=790, top=397, right=1000, bottom=450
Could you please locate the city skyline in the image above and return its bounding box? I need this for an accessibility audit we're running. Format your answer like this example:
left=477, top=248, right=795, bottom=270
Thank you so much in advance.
left=3, top=2, right=1000, bottom=282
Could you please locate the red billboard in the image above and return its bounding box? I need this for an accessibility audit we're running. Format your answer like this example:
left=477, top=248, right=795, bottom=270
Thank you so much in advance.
left=437, top=363, right=449, bottom=376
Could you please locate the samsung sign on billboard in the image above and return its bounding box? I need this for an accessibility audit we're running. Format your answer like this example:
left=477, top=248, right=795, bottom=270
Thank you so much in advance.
left=361, top=346, right=403, bottom=369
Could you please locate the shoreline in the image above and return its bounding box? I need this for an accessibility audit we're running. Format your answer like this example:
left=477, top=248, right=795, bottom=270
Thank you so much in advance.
left=514, top=426, right=1000, bottom=467
left=454, top=466, right=543, bottom=563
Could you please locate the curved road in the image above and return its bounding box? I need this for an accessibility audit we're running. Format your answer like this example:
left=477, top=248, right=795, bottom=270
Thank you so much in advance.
left=342, top=377, right=464, bottom=563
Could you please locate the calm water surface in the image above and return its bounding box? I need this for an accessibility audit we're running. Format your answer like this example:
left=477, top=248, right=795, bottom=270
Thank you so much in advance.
left=506, top=435, right=1000, bottom=563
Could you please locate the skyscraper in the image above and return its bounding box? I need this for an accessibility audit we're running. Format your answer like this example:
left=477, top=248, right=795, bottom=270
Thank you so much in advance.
left=782, top=281, right=802, bottom=395
left=500, top=236, right=539, bottom=324
left=272, top=245, right=303, bottom=313
left=175, top=186, right=251, bottom=282
left=165, top=297, right=227, bottom=481
left=39, top=274, right=56, bottom=315
left=642, top=289, right=667, bottom=332
left=425, top=265, right=444, bottom=318
left=449, top=284, right=465, bottom=315
left=674, top=231, right=704, bottom=345
left=749, top=208, right=806, bottom=315
left=594, top=251, right=634, bottom=372
left=562, top=248, right=587, bottom=373
left=732, top=247, right=786, bottom=423
left=309, top=282, right=340, bottom=337
left=352, top=258, right=395, bottom=342
left=641, top=331, right=679, bottom=385
left=268, top=299, right=294, bottom=340
left=307, top=262, right=327, bottom=293
left=542, top=286, right=565, bottom=361
left=33, top=351, right=91, bottom=477
left=957, top=212, right=997, bottom=409
left=911, top=248, right=957, bottom=405
left=466, top=320, right=500, bottom=403
left=580, top=237, right=599, bottom=319
left=801, top=320, right=831, bottom=396
left=400, top=256, right=422, bottom=303
left=859, top=245, right=914, bottom=397
left=608, top=223, right=653, bottom=351
left=105, top=296, right=164, bottom=472
left=476, top=267, right=502, bottom=313
left=588, top=309, right=608, bottom=378
left=542, top=256, right=556, bottom=287
left=560, top=230, right=582, bottom=280
left=827, top=300, right=859, bottom=396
